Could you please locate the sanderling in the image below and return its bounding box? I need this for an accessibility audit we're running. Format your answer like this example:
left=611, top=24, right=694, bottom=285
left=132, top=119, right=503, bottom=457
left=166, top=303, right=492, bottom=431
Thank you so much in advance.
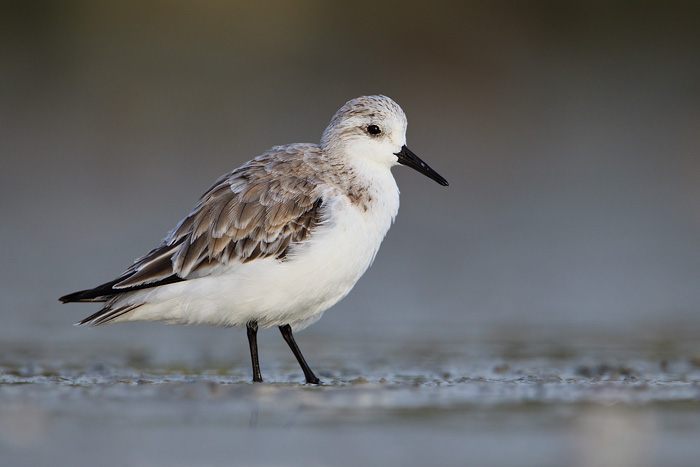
left=60, top=95, right=448, bottom=384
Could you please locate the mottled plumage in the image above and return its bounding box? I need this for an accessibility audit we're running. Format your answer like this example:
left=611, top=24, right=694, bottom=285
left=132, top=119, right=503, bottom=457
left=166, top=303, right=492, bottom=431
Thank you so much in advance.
left=60, top=95, right=448, bottom=384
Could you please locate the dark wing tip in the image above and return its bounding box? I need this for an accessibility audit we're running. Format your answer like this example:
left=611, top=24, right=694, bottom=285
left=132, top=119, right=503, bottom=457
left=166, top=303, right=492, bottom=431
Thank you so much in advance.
left=59, top=274, right=186, bottom=304
left=59, top=290, right=95, bottom=303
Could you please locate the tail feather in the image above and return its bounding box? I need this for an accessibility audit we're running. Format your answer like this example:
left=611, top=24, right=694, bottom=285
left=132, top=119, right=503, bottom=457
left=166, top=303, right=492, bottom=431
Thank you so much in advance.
left=76, top=303, right=142, bottom=327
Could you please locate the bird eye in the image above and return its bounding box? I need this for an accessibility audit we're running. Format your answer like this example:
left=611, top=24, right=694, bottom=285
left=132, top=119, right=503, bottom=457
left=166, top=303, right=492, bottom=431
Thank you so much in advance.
left=366, top=125, right=381, bottom=135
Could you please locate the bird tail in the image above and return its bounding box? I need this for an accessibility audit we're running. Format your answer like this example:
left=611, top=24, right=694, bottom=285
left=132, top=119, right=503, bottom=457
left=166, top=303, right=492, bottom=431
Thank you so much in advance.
left=75, top=303, right=142, bottom=327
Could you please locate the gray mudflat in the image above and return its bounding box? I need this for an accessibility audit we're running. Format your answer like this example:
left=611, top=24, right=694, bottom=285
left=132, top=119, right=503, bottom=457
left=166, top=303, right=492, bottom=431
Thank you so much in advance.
left=2, top=336, right=699, bottom=467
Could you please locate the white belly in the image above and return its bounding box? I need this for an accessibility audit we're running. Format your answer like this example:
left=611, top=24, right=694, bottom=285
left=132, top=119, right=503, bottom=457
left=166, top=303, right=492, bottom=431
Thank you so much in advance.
left=114, top=186, right=399, bottom=329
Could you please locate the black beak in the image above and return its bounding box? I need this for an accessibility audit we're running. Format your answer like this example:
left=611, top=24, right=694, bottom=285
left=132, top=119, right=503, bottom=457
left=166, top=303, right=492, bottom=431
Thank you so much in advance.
left=395, top=145, right=449, bottom=186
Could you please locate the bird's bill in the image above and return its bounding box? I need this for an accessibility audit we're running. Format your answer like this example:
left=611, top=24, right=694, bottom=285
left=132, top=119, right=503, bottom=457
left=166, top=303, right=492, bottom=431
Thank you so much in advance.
left=394, top=145, right=449, bottom=186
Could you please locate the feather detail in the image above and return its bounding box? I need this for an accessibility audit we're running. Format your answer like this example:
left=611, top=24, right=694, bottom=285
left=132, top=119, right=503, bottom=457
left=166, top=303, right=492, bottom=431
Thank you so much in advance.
left=77, top=303, right=142, bottom=327
left=61, top=144, right=329, bottom=303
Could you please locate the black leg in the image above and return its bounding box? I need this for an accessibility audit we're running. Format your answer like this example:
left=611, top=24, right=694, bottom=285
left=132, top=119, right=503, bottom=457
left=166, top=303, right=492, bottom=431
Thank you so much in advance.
left=247, top=321, right=262, bottom=383
left=279, top=324, right=320, bottom=384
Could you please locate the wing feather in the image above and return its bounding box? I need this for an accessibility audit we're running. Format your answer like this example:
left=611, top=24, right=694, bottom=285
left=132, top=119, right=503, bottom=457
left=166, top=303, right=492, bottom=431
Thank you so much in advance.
left=60, top=144, right=327, bottom=303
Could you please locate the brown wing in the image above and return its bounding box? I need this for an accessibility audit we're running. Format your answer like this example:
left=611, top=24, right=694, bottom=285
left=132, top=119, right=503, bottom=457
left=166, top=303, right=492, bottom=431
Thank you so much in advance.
left=59, top=146, right=326, bottom=303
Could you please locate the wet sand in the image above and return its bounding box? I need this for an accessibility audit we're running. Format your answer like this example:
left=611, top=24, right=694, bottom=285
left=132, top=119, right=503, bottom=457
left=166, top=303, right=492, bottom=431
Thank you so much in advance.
left=2, top=336, right=699, bottom=466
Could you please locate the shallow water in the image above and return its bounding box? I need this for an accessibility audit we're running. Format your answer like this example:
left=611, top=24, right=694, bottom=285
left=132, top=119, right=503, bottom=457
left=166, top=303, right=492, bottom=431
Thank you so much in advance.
left=2, top=336, right=699, bottom=467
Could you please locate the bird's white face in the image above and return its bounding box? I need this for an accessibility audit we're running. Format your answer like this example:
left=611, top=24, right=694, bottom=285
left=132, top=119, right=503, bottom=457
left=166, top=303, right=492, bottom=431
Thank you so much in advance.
left=320, top=95, right=407, bottom=170
left=321, top=95, right=449, bottom=186
left=342, top=115, right=408, bottom=169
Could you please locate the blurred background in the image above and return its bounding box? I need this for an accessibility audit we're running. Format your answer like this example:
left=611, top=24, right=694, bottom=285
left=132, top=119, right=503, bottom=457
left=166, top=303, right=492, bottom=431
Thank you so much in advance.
left=2, top=1, right=700, bottom=466
left=2, top=0, right=699, bottom=355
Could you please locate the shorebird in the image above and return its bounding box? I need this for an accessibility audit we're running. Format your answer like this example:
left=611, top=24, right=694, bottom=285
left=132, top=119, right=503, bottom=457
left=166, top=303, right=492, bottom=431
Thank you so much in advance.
left=60, top=95, right=448, bottom=384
